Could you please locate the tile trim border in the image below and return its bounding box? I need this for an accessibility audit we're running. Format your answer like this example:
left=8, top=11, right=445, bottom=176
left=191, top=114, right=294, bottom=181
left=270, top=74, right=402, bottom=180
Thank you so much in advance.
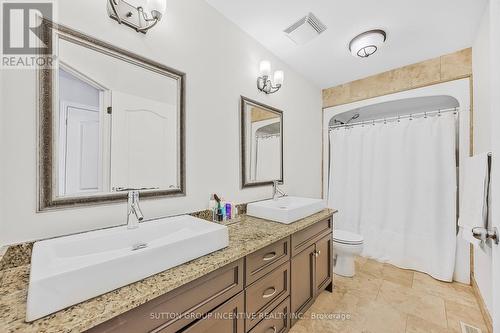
left=322, top=48, right=472, bottom=109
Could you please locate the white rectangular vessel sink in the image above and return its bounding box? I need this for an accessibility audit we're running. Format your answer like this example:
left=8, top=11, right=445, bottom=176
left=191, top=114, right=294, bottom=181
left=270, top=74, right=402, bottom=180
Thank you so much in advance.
left=27, top=215, right=228, bottom=321
left=247, top=196, right=326, bottom=224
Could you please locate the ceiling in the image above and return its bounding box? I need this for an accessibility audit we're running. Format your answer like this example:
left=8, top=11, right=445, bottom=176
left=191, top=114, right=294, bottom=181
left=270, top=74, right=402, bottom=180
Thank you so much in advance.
left=205, top=0, right=487, bottom=88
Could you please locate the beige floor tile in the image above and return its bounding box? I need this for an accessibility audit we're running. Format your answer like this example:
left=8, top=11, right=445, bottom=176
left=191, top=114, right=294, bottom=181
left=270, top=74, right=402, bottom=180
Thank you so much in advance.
left=334, top=272, right=382, bottom=302
left=358, top=258, right=384, bottom=279
left=406, top=314, right=458, bottom=333
left=445, top=300, right=489, bottom=333
left=354, top=299, right=408, bottom=333
left=291, top=257, right=488, bottom=333
left=412, top=272, right=478, bottom=308
left=382, top=263, right=414, bottom=288
left=300, top=289, right=407, bottom=333
left=377, top=280, right=447, bottom=328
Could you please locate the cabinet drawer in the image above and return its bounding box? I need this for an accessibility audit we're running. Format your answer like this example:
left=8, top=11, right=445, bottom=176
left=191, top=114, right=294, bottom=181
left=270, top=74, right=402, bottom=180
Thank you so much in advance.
left=245, top=262, right=290, bottom=330
left=87, top=259, right=244, bottom=333
left=246, top=237, right=290, bottom=285
left=179, top=292, right=245, bottom=333
left=249, top=297, right=290, bottom=333
left=291, top=218, right=332, bottom=256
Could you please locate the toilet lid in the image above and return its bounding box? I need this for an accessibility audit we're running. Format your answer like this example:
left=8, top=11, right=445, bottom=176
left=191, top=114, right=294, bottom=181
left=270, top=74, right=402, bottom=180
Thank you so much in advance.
left=333, top=230, right=363, bottom=245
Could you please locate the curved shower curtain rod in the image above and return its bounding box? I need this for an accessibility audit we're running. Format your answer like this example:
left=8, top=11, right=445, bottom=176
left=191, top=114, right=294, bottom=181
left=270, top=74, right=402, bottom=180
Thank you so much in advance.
left=329, top=107, right=462, bottom=130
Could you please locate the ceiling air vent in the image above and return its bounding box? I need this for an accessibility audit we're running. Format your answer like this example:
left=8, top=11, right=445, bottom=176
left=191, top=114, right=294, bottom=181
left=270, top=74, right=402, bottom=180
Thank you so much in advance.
left=284, top=12, right=327, bottom=45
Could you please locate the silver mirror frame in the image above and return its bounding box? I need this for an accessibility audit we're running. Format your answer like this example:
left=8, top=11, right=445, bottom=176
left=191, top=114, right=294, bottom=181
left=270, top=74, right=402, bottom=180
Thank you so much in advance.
left=240, top=96, right=284, bottom=188
left=38, top=19, right=186, bottom=211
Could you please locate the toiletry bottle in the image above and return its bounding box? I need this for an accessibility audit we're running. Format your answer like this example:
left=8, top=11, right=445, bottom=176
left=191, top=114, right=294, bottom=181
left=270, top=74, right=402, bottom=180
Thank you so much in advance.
left=220, top=199, right=226, bottom=220
left=209, top=194, right=217, bottom=210
left=232, top=205, right=238, bottom=219
left=214, top=194, right=223, bottom=222
left=217, top=208, right=223, bottom=222
left=225, top=203, right=232, bottom=220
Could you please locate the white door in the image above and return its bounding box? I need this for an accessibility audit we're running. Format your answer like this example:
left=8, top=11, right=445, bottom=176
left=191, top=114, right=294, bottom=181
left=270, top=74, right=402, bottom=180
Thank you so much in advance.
left=490, top=1, right=500, bottom=331
left=61, top=105, right=101, bottom=195
left=110, top=91, right=178, bottom=190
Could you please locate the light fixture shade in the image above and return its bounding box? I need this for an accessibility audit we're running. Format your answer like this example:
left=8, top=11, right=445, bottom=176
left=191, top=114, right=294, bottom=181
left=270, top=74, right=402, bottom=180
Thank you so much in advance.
left=259, top=60, right=271, bottom=77
left=146, top=0, right=167, bottom=15
left=273, top=70, right=284, bottom=86
left=349, top=29, right=386, bottom=58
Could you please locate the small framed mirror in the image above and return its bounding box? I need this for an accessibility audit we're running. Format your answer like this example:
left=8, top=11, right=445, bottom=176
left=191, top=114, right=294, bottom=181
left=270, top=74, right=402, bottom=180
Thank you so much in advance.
left=38, top=20, right=185, bottom=210
left=240, top=96, right=283, bottom=188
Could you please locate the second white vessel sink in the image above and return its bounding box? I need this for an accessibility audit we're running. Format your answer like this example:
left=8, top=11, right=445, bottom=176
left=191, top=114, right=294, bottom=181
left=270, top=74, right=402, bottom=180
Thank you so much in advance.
left=247, top=196, right=326, bottom=224
left=26, top=215, right=228, bottom=321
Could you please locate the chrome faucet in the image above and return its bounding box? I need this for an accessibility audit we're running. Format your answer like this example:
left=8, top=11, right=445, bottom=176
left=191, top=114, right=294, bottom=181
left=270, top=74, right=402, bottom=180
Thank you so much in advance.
left=115, top=186, right=159, bottom=229
left=127, top=190, right=144, bottom=229
left=272, top=180, right=286, bottom=200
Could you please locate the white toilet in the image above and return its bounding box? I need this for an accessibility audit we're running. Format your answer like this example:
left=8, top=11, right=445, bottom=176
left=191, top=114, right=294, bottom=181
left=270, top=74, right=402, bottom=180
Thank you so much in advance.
left=333, top=230, right=364, bottom=277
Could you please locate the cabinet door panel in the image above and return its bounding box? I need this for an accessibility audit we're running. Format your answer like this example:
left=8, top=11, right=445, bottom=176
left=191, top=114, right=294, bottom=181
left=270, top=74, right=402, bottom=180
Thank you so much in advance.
left=179, top=292, right=244, bottom=333
left=315, top=235, right=332, bottom=292
left=290, top=244, right=315, bottom=325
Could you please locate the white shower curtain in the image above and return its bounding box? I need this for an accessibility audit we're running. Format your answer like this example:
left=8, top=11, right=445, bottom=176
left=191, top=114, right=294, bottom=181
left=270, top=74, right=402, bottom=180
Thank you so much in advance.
left=328, top=114, right=457, bottom=281
left=256, top=135, right=281, bottom=181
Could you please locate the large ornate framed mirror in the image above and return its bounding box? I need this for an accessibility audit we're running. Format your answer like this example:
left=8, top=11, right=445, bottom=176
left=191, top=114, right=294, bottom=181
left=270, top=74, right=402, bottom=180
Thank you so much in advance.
left=38, top=20, right=185, bottom=210
left=240, top=96, right=283, bottom=188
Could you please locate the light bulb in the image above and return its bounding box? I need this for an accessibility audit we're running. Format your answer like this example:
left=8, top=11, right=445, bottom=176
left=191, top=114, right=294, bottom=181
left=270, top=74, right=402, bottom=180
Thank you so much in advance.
left=273, top=70, right=284, bottom=86
left=259, top=60, right=271, bottom=77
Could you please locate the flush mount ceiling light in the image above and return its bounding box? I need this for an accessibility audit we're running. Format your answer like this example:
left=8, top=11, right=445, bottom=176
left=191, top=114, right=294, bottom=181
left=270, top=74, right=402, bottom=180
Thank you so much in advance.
left=284, top=12, right=327, bottom=45
left=349, top=29, right=387, bottom=58
left=108, top=0, right=167, bottom=33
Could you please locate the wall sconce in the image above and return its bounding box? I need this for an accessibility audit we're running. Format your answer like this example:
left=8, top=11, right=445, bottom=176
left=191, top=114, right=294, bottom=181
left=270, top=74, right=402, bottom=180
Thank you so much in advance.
left=108, top=0, right=167, bottom=33
left=257, top=60, right=284, bottom=94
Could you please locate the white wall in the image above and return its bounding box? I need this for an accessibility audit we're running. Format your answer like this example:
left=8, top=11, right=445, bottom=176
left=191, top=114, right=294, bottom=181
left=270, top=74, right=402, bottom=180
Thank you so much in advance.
left=0, top=0, right=322, bottom=245
left=59, top=69, right=100, bottom=108
left=472, top=3, right=493, bottom=314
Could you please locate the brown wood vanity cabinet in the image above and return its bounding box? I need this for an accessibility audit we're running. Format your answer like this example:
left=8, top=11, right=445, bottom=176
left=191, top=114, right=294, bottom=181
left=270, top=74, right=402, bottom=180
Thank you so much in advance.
left=290, top=218, right=333, bottom=325
left=87, top=260, right=244, bottom=333
left=87, top=216, right=333, bottom=333
left=180, top=292, right=245, bottom=333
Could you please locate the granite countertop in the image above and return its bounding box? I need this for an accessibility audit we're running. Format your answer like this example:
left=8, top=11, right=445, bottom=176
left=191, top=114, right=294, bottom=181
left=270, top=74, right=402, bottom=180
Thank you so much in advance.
left=0, top=209, right=335, bottom=333
left=0, top=247, right=6, bottom=264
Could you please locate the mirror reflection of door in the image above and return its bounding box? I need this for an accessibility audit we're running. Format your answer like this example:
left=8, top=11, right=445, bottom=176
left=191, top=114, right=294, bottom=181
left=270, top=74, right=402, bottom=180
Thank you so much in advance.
left=110, top=91, right=178, bottom=190
left=58, top=67, right=108, bottom=197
